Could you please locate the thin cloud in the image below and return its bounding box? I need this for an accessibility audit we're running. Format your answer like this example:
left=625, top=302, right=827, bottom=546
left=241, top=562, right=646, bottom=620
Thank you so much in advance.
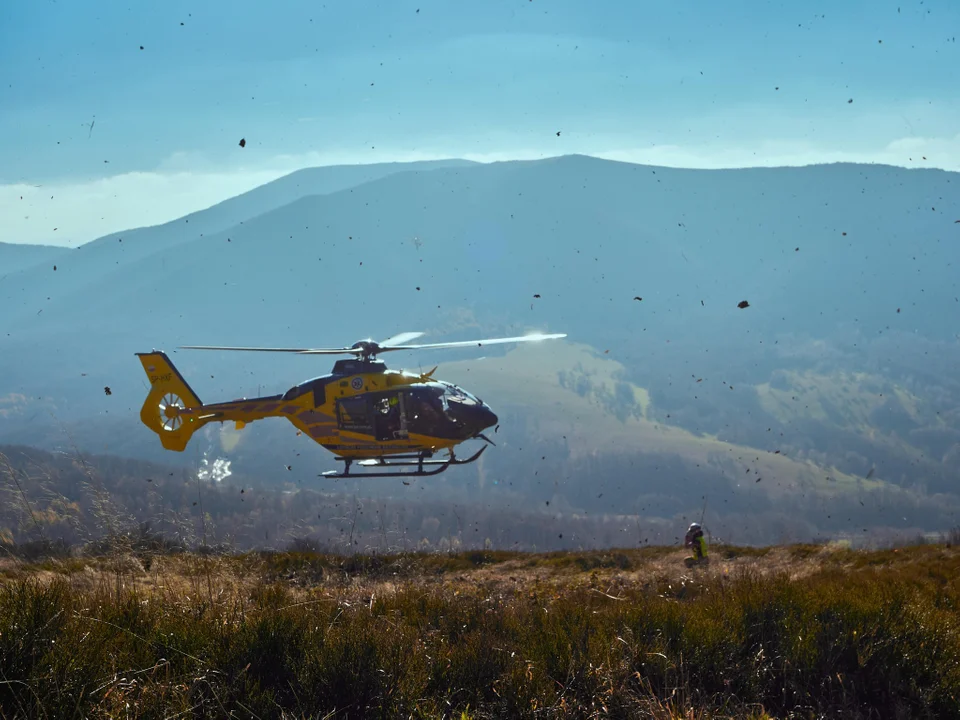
left=593, top=133, right=960, bottom=171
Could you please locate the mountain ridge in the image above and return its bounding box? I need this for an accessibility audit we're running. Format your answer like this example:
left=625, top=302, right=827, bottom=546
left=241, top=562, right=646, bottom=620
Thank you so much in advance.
left=0, top=158, right=477, bottom=320
left=0, top=241, right=72, bottom=277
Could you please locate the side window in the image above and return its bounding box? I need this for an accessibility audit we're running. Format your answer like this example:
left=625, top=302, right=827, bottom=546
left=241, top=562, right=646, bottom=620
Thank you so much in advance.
left=336, top=395, right=371, bottom=433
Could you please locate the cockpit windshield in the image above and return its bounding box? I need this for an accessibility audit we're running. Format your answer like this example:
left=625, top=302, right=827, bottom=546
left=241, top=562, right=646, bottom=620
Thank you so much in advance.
left=397, top=382, right=486, bottom=439
left=440, top=382, right=481, bottom=406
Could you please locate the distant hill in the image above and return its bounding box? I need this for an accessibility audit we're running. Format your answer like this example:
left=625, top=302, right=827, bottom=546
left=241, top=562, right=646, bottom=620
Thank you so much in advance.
left=0, top=158, right=476, bottom=321
left=0, top=241, right=71, bottom=276
left=1, top=155, right=959, bottom=534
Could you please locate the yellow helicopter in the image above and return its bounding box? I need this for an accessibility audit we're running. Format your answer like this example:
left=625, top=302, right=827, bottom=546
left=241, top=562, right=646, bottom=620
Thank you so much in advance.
left=136, top=331, right=566, bottom=478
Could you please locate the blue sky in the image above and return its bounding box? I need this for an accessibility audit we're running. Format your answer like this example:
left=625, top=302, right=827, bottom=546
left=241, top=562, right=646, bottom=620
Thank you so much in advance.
left=2, top=0, right=958, bottom=246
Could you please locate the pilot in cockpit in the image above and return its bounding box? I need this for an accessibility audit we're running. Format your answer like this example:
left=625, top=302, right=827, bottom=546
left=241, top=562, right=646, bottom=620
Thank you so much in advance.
left=411, top=391, right=444, bottom=428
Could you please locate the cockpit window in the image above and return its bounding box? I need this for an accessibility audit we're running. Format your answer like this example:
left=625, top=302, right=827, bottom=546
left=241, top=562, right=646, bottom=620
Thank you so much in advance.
left=402, top=385, right=455, bottom=437
left=441, top=382, right=480, bottom=406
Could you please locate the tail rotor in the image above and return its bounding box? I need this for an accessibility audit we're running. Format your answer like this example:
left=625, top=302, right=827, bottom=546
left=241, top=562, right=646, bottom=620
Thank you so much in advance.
left=158, top=392, right=186, bottom=432
left=136, top=351, right=205, bottom=451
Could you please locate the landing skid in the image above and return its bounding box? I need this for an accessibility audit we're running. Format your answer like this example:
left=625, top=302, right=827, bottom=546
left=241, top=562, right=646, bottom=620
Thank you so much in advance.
left=319, top=445, right=487, bottom=479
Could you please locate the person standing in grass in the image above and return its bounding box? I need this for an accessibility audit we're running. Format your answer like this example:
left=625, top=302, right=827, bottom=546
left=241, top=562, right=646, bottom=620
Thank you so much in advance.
left=684, top=522, right=708, bottom=566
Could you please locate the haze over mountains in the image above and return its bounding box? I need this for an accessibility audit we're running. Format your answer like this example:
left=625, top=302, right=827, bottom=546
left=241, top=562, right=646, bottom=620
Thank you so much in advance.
left=2, top=155, right=959, bottom=543
left=0, top=242, right=71, bottom=276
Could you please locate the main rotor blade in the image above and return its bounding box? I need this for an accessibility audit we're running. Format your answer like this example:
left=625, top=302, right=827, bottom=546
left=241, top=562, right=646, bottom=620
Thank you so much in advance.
left=297, top=348, right=364, bottom=355
left=179, top=345, right=360, bottom=355
left=178, top=332, right=565, bottom=356
left=379, top=331, right=425, bottom=347
left=379, top=332, right=567, bottom=352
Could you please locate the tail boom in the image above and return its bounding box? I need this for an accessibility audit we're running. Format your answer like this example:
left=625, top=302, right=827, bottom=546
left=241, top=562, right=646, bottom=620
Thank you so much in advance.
left=136, top=351, right=305, bottom=451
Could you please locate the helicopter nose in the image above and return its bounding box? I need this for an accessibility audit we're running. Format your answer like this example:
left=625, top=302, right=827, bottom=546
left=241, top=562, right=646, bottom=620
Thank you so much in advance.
left=465, top=405, right=498, bottom=437
left=471, top=404, right=498, bottom=434
left=445, top=398, right=498, bottom=436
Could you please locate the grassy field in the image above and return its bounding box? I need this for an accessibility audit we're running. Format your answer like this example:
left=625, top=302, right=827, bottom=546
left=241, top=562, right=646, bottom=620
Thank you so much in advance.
left=2, top=541, right=959, bottom=719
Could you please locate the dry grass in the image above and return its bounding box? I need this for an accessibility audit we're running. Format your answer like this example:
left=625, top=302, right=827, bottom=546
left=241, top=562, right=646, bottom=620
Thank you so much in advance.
left=0, top=543, right=843, bottom=605
left=1, top=543, right=959, bottom=719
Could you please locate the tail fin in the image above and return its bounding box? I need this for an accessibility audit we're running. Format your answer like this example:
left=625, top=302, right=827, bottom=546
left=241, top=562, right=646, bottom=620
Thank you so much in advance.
left=136, top=351, right=205, bottom=452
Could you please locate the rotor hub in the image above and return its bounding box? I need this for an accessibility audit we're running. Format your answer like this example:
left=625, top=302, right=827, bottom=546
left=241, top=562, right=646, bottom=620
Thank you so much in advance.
left=158, top=393, right=185, bottom=432
left=350, top=340, right=382, bottom=360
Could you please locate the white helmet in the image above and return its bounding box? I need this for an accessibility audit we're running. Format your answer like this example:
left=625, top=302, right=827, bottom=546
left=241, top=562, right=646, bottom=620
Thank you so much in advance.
left=688, top=522, right=701, bottom=532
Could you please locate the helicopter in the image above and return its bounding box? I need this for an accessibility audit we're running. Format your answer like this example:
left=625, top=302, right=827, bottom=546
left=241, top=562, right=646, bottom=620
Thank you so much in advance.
left=136, top=331, right=566, bottom=478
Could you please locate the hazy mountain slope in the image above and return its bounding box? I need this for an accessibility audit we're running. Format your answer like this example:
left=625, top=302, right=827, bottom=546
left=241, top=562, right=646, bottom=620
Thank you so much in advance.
left=9, top=155, right=959, bottom=344
left=440, top=343, right=874, bottom=493
left=0, top=159, right=476, bottom=322
left=0, top=242, right=71, bottom=276
left=1, top=155, right=958, bottom=510
left=6, top=155, right=957, bottom=380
